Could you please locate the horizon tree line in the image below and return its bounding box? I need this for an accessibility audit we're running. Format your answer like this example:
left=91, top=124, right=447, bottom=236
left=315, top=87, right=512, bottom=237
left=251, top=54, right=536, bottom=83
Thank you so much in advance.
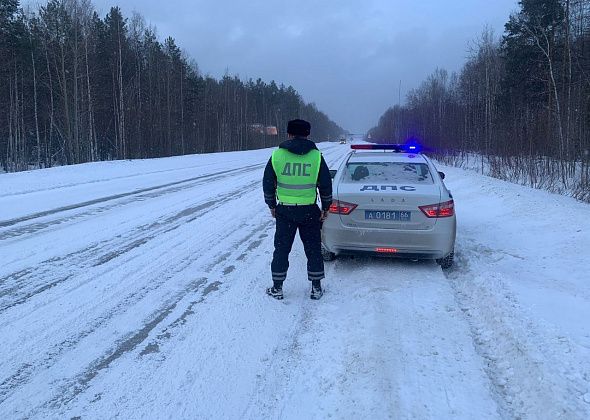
left=369, top=0, right=590, bottom=202
left=0, top=0, right=344, bottom=173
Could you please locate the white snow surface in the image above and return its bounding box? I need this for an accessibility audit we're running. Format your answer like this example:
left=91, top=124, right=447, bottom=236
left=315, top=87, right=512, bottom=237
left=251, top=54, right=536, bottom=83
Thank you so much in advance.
left=0, top=143, right=589, bottom=419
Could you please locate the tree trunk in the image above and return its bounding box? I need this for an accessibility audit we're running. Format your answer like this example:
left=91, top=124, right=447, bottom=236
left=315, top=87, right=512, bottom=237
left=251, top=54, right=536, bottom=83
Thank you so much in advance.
left=31, top=43, right=42, bottom=168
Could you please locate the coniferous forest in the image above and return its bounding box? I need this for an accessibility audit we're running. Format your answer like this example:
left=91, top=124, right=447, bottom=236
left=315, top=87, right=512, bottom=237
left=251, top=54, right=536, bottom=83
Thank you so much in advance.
left=0, top=0, right=343, bottom=172
left=369, top=0, right=590, bottom=201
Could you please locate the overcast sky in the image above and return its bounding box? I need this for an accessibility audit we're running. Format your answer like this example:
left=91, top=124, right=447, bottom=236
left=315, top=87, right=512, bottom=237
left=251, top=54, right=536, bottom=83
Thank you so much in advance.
left=88, top=0, right=518, bottom=133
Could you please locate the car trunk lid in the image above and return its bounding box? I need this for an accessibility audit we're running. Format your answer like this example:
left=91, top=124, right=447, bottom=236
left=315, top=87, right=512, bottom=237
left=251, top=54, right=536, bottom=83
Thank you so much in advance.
left=336, top=182, right=441, bottom=230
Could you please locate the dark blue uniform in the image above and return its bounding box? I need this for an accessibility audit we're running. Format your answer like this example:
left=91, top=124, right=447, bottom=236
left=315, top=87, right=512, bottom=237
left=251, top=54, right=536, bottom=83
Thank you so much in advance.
left=263, top=137, right=333, bottom=284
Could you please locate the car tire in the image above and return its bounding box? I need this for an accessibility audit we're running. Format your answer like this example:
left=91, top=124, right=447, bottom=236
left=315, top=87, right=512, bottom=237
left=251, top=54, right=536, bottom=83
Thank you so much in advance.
left=436, top=251, right=454, bottom=269
left=321, top=245, right=336, bottom=262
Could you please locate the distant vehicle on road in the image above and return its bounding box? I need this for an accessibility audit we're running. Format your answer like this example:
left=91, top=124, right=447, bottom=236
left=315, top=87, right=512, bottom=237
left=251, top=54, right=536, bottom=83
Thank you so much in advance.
left=322, top=144, right=456, bottom=269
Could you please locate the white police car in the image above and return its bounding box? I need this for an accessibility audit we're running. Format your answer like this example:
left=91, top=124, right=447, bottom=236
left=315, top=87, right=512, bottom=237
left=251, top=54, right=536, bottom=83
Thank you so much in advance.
left=321, top=144, right=456, bottom=269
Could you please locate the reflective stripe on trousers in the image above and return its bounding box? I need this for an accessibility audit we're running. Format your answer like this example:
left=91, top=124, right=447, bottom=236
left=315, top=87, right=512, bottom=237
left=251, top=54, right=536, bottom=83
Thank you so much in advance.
left=272, top=271, right=288, bottom=281
left=307, top=271, right=325, bottom=281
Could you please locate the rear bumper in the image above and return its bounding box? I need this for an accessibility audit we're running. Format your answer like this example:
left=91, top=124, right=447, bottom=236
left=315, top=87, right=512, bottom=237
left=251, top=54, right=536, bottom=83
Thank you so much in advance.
left=322, top=217, right=455, bottom=259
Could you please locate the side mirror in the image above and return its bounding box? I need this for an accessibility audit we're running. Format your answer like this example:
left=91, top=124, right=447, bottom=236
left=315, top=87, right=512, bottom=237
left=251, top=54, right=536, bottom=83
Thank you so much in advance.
left=329, top=169, right=337, bottom=179
left=438, top=171, right=446, bottom=180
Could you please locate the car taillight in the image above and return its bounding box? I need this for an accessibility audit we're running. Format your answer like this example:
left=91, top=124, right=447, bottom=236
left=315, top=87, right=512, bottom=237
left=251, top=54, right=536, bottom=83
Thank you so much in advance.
left=418, top=200, right=454, bottom=218
left=329, top=200, right=358, bottom=215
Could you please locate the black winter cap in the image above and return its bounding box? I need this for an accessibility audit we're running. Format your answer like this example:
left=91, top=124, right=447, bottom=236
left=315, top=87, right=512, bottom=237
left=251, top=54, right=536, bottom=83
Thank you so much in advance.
left=287, top=119, right=311, bottom=137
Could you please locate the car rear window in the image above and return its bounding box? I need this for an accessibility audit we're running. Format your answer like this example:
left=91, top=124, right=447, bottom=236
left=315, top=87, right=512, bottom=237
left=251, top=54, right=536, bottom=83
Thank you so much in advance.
left=343, top=162, right=434, bottom=184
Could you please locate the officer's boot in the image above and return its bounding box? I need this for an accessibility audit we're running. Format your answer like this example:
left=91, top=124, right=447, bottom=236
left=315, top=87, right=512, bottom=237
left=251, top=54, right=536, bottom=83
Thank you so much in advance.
left=266, top=281, right=284, bottom=300
left=310, top=280, right=323, bottom=300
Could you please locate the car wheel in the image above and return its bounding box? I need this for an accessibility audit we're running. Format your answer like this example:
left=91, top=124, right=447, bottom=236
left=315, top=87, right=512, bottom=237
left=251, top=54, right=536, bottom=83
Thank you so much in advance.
left=436, top=251, right=454, bottom=269
left=321, top=245, right=336, bottom=262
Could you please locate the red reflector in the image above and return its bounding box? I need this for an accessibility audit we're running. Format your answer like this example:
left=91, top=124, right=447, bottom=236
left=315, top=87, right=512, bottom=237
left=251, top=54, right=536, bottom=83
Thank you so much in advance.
left=329, top=200, right=358, bottom=215
left=418, top=200, right=454, bottom=218
left=375, top=247, right=398, bottom=253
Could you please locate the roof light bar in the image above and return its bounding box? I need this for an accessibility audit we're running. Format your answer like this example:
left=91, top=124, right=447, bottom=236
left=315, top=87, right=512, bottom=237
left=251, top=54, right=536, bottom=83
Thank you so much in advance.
left=351, top=144, right=404, bottom=151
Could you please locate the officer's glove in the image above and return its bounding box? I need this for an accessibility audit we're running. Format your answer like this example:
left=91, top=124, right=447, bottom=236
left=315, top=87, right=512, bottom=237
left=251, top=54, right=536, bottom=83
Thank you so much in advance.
left=270, top=208, right=276, bottom=218
left=320, top=210, right=329, bottom=222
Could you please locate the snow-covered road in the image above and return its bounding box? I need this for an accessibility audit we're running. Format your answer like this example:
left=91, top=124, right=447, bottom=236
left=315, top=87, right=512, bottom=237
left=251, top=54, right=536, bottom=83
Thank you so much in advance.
left=0, top=144, right=589, bottom=419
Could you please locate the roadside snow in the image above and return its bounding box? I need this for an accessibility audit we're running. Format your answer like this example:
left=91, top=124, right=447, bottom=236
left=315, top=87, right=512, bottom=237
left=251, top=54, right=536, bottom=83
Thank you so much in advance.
left=442, top=164, right=590, bottom=419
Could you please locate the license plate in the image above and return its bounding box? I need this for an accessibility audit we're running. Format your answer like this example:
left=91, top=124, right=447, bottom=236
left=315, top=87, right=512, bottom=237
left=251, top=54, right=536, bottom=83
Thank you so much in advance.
left=365, top=210, right=411, bottom=221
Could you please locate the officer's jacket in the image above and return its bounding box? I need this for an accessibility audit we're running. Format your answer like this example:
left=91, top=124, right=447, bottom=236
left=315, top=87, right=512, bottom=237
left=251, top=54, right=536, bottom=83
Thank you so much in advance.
left=263, top=137, right=333, bottom=210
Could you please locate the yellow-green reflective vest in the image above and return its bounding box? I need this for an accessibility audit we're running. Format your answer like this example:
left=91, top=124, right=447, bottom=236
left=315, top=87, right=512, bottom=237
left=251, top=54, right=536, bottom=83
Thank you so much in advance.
left=272, top=148, right=321, bottom=205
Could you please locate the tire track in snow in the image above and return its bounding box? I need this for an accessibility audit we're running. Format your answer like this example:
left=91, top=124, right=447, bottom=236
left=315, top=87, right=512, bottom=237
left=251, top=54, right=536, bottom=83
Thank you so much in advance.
left=0, top=163, right=263, bottom=240
left=44, top=277, right=210, bottom=410
left=0, top=258, right=196, bottom=405
left=445, top=243, right=590, bottom=419
left=244, top=252, right=502, bottom=419
left=0, top=161, right=222, bottom=198
left=242, top=303, right=316, bottom=419
left=0, top=178, right=260, bottom=314
left=0, top=142, right=338, bottom=202
left=0, top=216, right=272, bottom=409
left=243, top=258, right=404, bottom=419
left=460, top=238, right=590, bottom=303
left=137, top=224, right=273, bottom=357
left=0, top=144, right=342, bottom=310
left=0, top=143, right=343, bottom=417
left=0, top=174, right=266, bottom=402
left=22, top=221, right=274, bottom=417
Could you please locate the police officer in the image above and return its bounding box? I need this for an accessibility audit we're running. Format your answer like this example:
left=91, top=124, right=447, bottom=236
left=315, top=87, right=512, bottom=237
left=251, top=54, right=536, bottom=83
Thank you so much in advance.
left=263, top=119, right=333, bottom=300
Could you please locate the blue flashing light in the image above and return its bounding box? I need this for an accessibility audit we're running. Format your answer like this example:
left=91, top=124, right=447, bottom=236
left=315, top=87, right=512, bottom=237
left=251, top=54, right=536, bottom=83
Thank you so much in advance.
left=403, top=138, right=423, bottom=153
